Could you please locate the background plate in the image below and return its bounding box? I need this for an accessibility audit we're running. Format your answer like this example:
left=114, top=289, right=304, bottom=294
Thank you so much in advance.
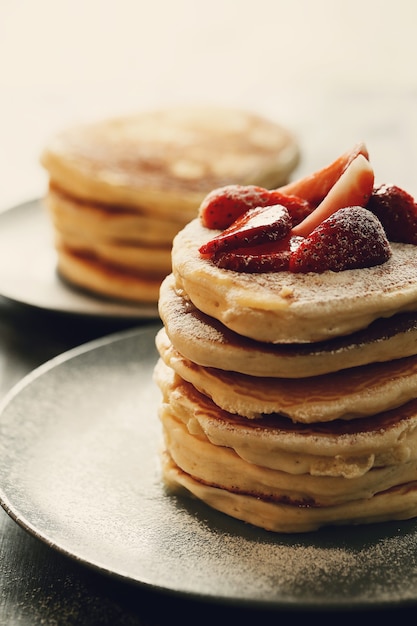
left=0, top=200, right=159, bottom=318
left=0, top=325, right=417, bottom=611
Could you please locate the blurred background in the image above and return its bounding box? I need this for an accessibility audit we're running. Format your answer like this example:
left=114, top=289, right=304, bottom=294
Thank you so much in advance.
left=1, top=0, right=417, bottom=212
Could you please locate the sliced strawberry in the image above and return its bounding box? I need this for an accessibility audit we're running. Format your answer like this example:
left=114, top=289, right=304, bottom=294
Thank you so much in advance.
left=199, top=184, right=313, bottom=230
left=212, top=236, right=300, bottom=273
left=279, top=194, right=313, bottom=226
left=289, top=207, right=392, bottom=273
left=367, top=184, right=417, bottom=244
left=277, top=142, right=369, bottom=206
left=291, top=155, right=374, bottom=238
left=199, top=185, right=272, bottom=230
left=199, top=204, right=291, bottom=256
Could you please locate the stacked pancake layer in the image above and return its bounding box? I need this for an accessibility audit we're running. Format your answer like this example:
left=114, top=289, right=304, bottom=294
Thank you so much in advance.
left=153, top=217, right=417, bottom=533
left=40, top=106, right=299, bottom=304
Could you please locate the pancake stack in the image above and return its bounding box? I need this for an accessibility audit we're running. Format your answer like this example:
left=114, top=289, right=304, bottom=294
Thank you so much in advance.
left=154, top=152, right=417, bottom=533
left=40, top=106, right=299, bottom=304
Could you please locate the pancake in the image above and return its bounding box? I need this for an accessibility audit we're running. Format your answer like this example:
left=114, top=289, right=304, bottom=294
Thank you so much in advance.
left=162, top=455, right=417, bottom=533
left=161, top=409, right=417, bottom=507
left=41, top=106, right=299, bottom=304
left=171, top=218, right=417, bottom=343
left=46, top=186, right=182, bottom=246
left=158, top=274, right=417, bottom=378
left=56, top=244, right=162, bottom=303
left=154, top=360, right=417, bottom=479
left=156, top=327, right=417, bottom=422
left=40, top=106, right=300, bottom=218
left=54, top=231, right=171, bottom=275
left=154, top=363, right=417, bottom=532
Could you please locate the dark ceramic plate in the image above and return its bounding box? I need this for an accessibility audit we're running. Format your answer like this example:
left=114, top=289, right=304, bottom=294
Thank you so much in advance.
left=0, top=324, right=416, bottom=611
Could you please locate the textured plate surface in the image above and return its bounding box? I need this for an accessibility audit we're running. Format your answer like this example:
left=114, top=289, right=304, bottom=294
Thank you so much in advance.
left=0, top=325, right=417, bottom=610
left=0, top=200, right=158, bottom=318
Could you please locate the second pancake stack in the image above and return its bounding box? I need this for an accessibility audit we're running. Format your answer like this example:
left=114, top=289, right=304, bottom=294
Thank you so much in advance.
left=40, top=106, right=299, bottom=305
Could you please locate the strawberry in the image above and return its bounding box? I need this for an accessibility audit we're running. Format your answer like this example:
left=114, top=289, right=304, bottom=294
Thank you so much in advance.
left=367, top=184, right=417, bottom=244
left=199, top=204, right=291, bottom=256
left=278, top=141, right=369, bottom=206
left=211, top=236, right=300, bottom=273
left=289, top=207, right=392, bottom=273
left=291, top=154, right=374, bottom=238
left=199, top=184, right=312, bottom=230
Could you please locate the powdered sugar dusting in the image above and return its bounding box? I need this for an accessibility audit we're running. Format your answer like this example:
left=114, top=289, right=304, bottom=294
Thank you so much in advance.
left=154, top=490, right=417, bottom=607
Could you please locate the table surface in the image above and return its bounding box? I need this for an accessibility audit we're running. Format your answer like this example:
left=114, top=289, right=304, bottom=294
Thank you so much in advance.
left=2, top=1, right=417, bottom=622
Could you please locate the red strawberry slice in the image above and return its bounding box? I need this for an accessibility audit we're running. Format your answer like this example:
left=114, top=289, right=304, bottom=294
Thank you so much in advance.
left=367, top=184, right=417, bottom=244
left=199, top=184, right=313, bottom=230
left=211, top=236, right=301, bottom=273
left=278, top=141, right=369, bottom=206
left=199, top=204, right=292, bottom=256
left=289, top=206, right=392, bottom=273
left=291, top=154, right=374, bottom=238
